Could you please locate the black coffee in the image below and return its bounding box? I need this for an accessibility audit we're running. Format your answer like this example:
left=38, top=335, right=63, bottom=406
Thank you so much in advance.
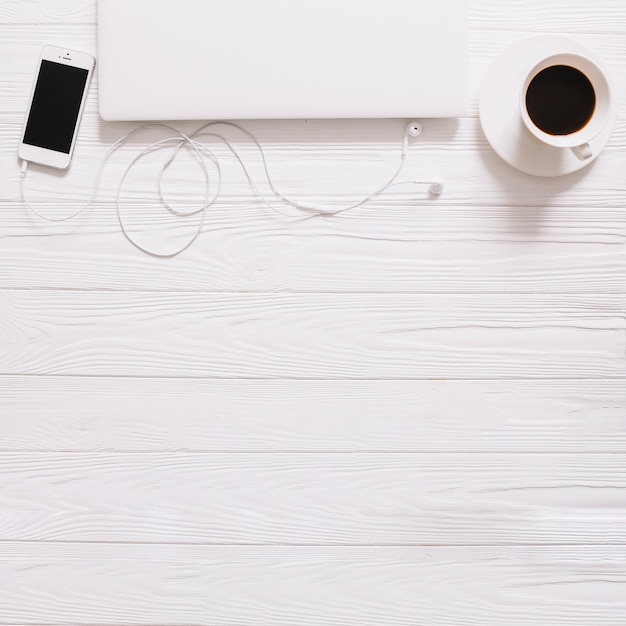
left=525, top=65, right=596, bottom=135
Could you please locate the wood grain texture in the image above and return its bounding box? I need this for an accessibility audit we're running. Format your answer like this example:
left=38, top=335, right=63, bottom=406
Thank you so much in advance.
left=0, top=0, right=95, bottom=24
left=0, top=292, right=624, bottom=378
left=1, top=0, right=625, bottom=624
left=3, top=115, right=626, bottom=209
left=471, top=0, right=626, bottom=34
left=1, top=377, right=624, bottom=452
left=1, top=544, right=625, bottom=625
left=1, top=198, right=624, bottom=292
left=3, top=112, right=626, bottom=210
left=1, top=452, right=625, bottom=544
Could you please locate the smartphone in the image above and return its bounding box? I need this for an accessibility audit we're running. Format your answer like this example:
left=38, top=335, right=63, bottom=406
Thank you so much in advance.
left=18, top=45, right=95, bottom=169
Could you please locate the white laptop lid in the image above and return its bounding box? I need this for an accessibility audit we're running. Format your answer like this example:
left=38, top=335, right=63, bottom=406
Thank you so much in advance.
left=98, top=0, right=468, bottom=121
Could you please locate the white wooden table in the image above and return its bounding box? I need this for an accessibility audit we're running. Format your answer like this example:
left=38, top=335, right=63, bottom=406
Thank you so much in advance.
left=1, top=1, right=625, bottom=624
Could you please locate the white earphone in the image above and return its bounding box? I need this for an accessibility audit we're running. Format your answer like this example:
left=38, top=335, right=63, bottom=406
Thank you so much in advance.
left=401, top=121, right=443, bottom=195
left=402, top=121, right=423, bottom=159
left=20, top=120, right=444, bottom=257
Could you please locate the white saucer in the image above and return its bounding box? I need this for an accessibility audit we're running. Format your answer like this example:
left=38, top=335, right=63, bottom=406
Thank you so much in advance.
left=479, top=35, right=617, bottom=177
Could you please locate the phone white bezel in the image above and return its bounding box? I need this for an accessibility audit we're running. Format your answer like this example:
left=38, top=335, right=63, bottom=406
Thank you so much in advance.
left=18, top=45, right=95, bottom=170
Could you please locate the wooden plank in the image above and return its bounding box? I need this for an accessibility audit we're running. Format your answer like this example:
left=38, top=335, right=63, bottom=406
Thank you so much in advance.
left=0, top=197, right=624, bottom=292
left=0, top=292, right=624, bottom=378
left=471, top=0, right=626, bottom=34
left=1, top=116, right=625, bottom=294
left=1, top=377, right=625, bottom=452
left=2, top=116, right=626, bottom=211
left=0, top=0, right=95, bottom=24
left=6, top=115, right=625, bottom=200
left=1, top=452, right=625, bottom=544
left=2, top=0, right=625, bottom=35
left=1, top=543, right=625, bottom=625
left=1, top=115, right=625, bottom=294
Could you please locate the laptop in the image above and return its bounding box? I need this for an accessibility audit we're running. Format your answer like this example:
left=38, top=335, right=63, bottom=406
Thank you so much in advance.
left=97, top=0, right=468, bottom=121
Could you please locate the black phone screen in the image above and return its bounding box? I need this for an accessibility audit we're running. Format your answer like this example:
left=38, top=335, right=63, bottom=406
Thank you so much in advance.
left=23, top=60, right=89, bottom=154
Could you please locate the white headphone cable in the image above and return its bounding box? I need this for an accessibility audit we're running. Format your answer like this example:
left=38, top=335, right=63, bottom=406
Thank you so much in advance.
left=188, top=121, right=443, bottom=216
left=21, top=123, right=220, bottom=257
left=20, top=121, right=443, bottom=257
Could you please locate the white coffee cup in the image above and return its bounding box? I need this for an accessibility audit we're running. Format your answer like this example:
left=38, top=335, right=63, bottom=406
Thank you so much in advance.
left=520, top=53, right=612, bottom=160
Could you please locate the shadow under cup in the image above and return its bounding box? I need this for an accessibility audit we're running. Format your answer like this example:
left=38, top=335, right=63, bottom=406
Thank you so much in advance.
left=520, top=53, right=611, bottom=158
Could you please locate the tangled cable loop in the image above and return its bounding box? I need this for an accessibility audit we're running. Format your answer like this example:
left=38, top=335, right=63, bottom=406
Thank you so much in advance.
left=20, top=121, right=442, bottom=257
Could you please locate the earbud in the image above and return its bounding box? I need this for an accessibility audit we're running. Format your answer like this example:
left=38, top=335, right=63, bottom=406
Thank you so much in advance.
left=429, top=179, right=444, bottom=195
left=406, top=121, right=423, bottom=138
left=402, top=121, right=423, bottom=158
left=22, top=120, right=445, bottom=257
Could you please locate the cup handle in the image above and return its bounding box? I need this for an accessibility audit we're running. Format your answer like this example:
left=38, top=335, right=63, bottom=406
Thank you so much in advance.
left=571, top=142, right=593, bottom=160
